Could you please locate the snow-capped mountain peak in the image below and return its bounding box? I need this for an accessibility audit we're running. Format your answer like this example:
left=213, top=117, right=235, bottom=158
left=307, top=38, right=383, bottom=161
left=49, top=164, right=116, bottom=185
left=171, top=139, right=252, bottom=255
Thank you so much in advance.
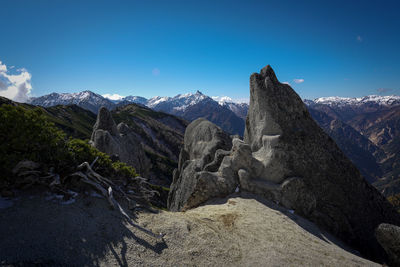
left=27, top=90, right=114, bottom=114
left=147, top=96, right=172, bottom=108
left=142, top=91, right=210, bottom=111
left=305, top=95, right=400, bottom=107
left=212, top=96, right=234, bottom=105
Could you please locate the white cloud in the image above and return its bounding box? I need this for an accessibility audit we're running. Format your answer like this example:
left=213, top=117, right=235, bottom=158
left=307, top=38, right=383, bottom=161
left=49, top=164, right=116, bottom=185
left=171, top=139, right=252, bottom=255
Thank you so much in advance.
left=0, top=61, right=7, bottom=73
left=357, top=35, right=362, bottom=42
left=0, top=60, right=32, bottom=102
left=293, top=79, right=304, bottom=84
left=282, top=81, right=291, bottom=85
left=152, top=68, right=160, bottom=76
left=102, top=93, right=125, bottom=101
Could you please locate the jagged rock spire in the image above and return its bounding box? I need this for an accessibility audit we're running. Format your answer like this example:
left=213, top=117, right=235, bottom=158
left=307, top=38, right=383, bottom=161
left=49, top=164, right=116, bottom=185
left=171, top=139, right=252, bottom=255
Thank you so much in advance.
left=90, top=106, right=150, bottom=176
left=259, top=64, right=279, bottom=82
left=91, top=106, right=118, bottom=140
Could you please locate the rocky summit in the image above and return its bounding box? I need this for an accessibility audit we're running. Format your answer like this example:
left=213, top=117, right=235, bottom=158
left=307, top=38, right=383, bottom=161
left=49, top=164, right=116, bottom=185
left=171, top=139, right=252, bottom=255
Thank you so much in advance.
left=168, top=65, right=400, bottom=262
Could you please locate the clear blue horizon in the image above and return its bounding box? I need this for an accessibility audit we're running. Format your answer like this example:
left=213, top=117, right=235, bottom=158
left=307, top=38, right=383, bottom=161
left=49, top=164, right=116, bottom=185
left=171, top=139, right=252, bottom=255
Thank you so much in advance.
left=1, top=0, right=399, bottom=102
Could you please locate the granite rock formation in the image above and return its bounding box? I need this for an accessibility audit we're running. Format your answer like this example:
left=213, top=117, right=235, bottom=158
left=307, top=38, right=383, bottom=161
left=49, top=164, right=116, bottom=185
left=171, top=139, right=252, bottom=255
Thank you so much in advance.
left=90, top=107, right=150, bottom=175
left=167, top=118, right=233, bottom=211
left=168, top=65, right=400, bottom=262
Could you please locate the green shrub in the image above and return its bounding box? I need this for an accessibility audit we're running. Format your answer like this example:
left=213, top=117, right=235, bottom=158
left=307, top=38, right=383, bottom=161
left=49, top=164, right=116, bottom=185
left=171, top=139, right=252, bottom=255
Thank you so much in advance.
left=112, top=161, right=138, bottom=178
left=0, top=104, right=137, bottom=185
left=66, top=139, right=112, bottom=171
left=0, top=105, right=67, bottom=179
left=66, top=139, right=138, bottom=178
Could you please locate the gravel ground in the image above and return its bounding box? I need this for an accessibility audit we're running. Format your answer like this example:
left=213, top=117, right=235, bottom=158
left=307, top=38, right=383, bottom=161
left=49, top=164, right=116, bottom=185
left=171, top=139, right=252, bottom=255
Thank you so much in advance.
left=0, top=191, right=378, bottom=266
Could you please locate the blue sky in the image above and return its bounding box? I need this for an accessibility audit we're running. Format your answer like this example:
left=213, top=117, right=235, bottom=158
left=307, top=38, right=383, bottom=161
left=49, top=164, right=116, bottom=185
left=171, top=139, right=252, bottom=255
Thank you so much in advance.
left=0, top=0, right=399, bottom=101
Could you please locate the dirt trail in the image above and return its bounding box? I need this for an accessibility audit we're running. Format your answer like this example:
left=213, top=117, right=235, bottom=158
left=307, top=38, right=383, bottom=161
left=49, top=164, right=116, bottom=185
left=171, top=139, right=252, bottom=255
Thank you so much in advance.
left=0, top=192, right=378, bottom=266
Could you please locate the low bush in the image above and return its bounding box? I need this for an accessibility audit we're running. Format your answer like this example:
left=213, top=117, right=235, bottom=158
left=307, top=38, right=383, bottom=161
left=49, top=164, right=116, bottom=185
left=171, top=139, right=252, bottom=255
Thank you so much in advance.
left=0, top=104, right=137, bottom=186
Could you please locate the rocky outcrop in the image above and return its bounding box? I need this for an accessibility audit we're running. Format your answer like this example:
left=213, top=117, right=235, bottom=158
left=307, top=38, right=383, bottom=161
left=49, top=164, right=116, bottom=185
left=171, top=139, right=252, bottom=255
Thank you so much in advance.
left=167, top=118, right=233, bottom=211
left=168, top=65, right=400, bottom=263
left=242, top=66, right=400, bottom=261
left=375, top=223, right=400, bottom=266
left=90, top=107, right=150, bottom=175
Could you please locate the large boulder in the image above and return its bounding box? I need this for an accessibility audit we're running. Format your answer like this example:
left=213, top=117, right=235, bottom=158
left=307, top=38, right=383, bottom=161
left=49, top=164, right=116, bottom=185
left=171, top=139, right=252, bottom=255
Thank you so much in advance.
left=90, top=107, right=149, bottom=175
left=168, top=65, right=400, bottom=263
left=375, top=223, right=400, bottom=266
left=167, top=118, right=233, bottom=211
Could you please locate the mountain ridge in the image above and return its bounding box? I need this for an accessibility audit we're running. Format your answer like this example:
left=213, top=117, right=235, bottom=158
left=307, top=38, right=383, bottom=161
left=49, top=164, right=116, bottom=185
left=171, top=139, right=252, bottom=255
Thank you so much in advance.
left=23, top=90, right=400, bottom=192
left=27, top=90, right=400, bottom=119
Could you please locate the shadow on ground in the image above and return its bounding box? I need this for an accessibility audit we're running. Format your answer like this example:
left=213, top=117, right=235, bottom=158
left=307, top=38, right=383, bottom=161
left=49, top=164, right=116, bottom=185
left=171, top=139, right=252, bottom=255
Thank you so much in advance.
left=0, top=190, right=167, bottom=266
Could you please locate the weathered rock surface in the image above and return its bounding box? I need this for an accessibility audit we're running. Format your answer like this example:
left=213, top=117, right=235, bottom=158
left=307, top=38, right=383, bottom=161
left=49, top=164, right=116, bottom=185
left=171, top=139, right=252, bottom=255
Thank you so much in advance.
left=168, top=65, right=400, bottom=263
left=0, top=192, right=380, bottom=266
left=167, top=118, right=233, bottom=211
left=91, top=107, right=150, bottom=175
left=375, top=223, right=400, bottom=266
left=242, top=65, right=400, bottom=261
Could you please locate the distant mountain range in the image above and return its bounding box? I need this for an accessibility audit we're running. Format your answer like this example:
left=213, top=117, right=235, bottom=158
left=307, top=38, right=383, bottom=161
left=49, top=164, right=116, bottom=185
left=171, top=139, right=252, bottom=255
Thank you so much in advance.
left=304, top=95, right=400, bottom=108
left=28, top=91, right=115, bottom=114
left=304, top=95, right=400, bottom=196
left=1, top=96, right=188, bottom=186
left=28, top=90, right=246, bottom=135
left=26, top=90, right=400, bottom=195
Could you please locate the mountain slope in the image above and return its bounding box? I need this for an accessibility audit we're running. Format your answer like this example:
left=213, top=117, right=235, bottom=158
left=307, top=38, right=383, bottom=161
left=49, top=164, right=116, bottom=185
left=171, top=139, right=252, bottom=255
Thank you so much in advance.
left=143, top=91, right=245, bottom=135
left=0, top=96, right=96, bottom=140
left=309, top=108, right=383, bottom=183
left=306, top=95, right=400, bottom=122
left=22, top=90, right=400, bottom=191
left=111, top=104, right=188, bottom=185
left=171, top=97, right=244, bottom=136
left=221, top=102, right=248, bottom=120
left=1, top=97, right=187, bottom=185
left=27, top=90, right=246, bottom=135
left=306, top=97, right=400, bottom=196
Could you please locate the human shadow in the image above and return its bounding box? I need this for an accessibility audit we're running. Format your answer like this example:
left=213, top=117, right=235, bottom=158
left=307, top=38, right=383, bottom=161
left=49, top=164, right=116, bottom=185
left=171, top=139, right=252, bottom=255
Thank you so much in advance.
left=0, top=190, right=167, bottom=266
